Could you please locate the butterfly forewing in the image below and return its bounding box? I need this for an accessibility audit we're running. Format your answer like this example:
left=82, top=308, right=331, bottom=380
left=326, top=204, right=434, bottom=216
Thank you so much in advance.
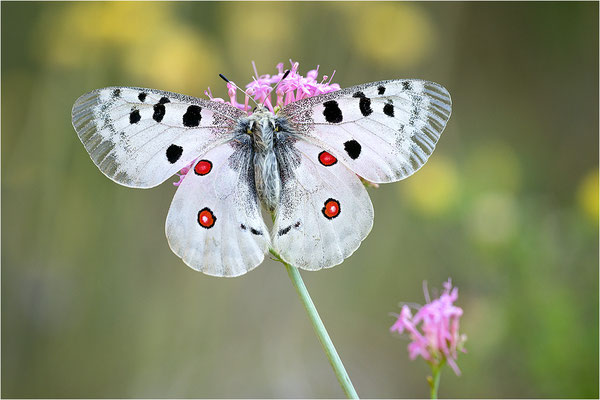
left=166, top=139, right=270, bottom=277
left=280, top=79, right=451, bottom=183
left=72, top=87, right=245, bottom=188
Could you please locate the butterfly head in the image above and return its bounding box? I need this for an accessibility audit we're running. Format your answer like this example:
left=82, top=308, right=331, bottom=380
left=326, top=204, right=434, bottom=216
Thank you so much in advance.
left=251, top=104, right=270, bottom=115
left=238, top=109, right=293, bottom=155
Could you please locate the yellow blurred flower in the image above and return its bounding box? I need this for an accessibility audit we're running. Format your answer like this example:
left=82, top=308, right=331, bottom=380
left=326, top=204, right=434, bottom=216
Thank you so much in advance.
left=61, top=2, right=161, bottom=47
left=37, top=3, right=166, bottom=67
left=576, top=168, right=599, bottom=223
left=341, top=3, right=435, bottom=68
left=122, top=27, right=218, bottom=94
left=36, top=2, right=220, bottom=93
left=401, top=156, right=459, bottom=216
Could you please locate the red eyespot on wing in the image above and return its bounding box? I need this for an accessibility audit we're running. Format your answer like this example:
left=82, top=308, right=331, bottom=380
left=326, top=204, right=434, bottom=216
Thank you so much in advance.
left=318, top=151, right=337, bottom=166
left=194, top=160, right=213, bottom=175
left=197, top=207, right=216, bottom=228
left=322, top=198, right=341, bottom=219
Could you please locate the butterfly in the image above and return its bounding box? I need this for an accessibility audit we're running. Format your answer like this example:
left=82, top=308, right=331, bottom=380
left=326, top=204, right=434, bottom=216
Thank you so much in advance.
left=72, top=77, right=451, bottom=277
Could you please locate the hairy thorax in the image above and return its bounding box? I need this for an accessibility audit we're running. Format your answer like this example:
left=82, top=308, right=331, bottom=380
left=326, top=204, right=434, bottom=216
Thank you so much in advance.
left=243, top=108, right=282, bottom=213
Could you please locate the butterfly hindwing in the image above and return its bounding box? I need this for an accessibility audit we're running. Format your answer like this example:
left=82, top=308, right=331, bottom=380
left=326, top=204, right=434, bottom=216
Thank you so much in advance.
left=272, top=139, right=374, bottom=270
left=280, top=79, right=451, bottom=183
left=165, top=138, right=270, bottom=277
left=72, top=87, right=245, bottom=188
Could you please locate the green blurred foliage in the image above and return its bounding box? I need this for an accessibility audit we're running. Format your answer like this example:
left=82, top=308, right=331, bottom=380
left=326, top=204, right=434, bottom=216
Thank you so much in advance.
left=2, top=2, right=598, bottom=398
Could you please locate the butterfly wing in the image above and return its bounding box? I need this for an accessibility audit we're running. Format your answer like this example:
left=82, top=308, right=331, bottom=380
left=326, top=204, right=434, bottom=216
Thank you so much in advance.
left=72, top=87, right=245, bottom=188
left=280, top=79, right=451, bottom=183
left=272, top=138, right=373, bottom=270
left=165, top=138, right=270, bottom=277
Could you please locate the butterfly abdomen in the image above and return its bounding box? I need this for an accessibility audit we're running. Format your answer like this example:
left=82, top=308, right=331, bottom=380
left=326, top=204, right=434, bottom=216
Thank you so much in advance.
left=251, top=113, right=281, bottom=212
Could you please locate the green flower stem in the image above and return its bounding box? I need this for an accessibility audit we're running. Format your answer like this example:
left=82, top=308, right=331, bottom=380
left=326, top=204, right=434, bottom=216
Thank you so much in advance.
left=429, top=361, right=444, bottom=399
left=270, top=249, right=359, bottom=399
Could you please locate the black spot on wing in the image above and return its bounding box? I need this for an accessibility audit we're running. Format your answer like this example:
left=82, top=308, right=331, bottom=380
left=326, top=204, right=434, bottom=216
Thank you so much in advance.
left=352, top=91, right=372, bottom=117
left=250, top=228, right=263, bottom=236
left=129, top=109, right=141, bottom=124
left=344, top=140, right=362, bottom=159
left=322, top=100, right=343, bottom=123
left=278, top=221, right=302, bottom=236
left=278, top=225, right=292, bottom=236
left=138, top=92, right=147, bottom=102
left=112, top=88, right=121, bottom=97
left=153, top=103, right=166, bottom=122
left=182, top=105, right=202, bottom=127
left=166, top=144, right=183, bottom=163
left=383, top=100, right=394, bottom=117
left=402, top=81, right=412, bottom=91
left=159, top=97, right=170, bottom=104
left=240, top=224, right=247, bottom=231
left=377, top=85, right=386, bottom=95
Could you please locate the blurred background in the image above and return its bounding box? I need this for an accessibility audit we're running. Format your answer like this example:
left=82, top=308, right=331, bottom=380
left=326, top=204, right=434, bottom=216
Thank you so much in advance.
left=2, top=2, right=598, bottom=398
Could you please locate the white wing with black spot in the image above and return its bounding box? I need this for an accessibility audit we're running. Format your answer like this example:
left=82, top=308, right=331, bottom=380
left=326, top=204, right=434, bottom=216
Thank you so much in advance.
left=72, top=87, right=245, bottom=188
left=280, top=79, right=451, bottom=183
left=166, top=139, right=270, bottom=277
left=272, top=139, right=373, bottom=270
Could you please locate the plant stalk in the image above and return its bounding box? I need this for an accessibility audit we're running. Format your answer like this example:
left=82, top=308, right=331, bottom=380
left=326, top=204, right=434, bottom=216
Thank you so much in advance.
left=270, top=249, right=359, bottom=399
left=429, top=362, right=443, bottom=399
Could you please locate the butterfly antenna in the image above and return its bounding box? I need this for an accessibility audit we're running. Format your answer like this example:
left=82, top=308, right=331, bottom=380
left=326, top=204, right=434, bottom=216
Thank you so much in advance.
left=272, top=69, right=291, bottom=94
left=219, top=73, right=259, bottom=107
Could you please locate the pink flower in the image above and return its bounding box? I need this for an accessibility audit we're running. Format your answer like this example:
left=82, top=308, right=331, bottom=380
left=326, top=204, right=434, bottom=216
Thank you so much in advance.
left=240, top=60, right=340, bottom=112
left=390, top=279, right=467, bottom=375
left=173, top=161, right=194, bottom=187
left=174, top=61, right=340, bottom=185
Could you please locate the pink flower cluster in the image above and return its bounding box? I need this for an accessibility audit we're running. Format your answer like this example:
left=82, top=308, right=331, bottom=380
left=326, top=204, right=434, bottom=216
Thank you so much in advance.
left=174, top=61, right=340, bottom=186
left=206, top=60, right=341, bottom=113
left=390, top=279, right=466, bottom=375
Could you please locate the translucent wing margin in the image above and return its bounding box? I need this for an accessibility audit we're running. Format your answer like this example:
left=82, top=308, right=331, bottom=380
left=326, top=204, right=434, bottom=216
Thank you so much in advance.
left=280, top=79, right=451, bottom=183
left=72, top=87, right=246, bottom=188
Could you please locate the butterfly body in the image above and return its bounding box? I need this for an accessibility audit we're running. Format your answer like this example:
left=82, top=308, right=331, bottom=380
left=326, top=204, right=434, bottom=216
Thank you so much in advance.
left=243, top=106, right=285, bottom=212
left=72, top=79, right=451, bottom=276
